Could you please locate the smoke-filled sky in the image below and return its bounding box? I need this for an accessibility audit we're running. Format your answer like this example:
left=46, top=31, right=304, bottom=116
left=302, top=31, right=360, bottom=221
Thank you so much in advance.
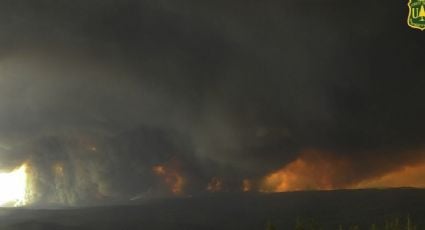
left=0, top=0, right=424, bottom=206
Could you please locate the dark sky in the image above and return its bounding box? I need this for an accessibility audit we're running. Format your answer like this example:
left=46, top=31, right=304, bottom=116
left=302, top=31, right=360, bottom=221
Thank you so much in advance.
left=0, top=0, right=424, bottom=206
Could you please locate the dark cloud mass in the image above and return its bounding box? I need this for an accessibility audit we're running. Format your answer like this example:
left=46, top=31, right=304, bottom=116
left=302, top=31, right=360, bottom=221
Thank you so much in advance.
left=0, top=0, right=424, bottom=205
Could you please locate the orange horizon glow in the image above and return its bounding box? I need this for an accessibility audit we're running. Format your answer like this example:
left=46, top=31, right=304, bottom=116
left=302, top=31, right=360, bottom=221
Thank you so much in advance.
left=260, top=149, right=425, bottom=193
left=352, top=163, right=425, bottom=189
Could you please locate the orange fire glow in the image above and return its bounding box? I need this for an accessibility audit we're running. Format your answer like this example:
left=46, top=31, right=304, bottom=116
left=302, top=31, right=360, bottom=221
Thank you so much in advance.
left=207, top=177, right=223, bottom=192
left=242, top=179, right=252, bottom=192
left=352, top=162, right=425, bottom=189
left=260, top=149, right=425, bottom=192
left=153, top=165, right=166, bottom=175
left=260, top=150, right=350, bottom=192
left=153, top=164, right=184, bottom=195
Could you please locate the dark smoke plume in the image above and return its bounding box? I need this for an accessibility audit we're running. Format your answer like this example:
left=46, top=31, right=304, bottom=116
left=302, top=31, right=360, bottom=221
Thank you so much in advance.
left=0, top=0, right=423, bottom=205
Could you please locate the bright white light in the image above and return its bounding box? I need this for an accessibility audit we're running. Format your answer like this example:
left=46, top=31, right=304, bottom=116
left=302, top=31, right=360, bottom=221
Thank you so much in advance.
left=0, top=164, right=28, bottom=207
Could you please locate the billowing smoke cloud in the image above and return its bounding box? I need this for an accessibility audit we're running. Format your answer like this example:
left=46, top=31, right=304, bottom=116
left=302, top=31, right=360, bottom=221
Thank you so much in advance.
left=0, top=0, right=424, bottom=206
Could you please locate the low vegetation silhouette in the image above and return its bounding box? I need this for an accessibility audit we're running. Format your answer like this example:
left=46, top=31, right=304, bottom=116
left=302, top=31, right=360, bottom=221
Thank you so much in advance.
left=266, top=215, right=419, bottom=230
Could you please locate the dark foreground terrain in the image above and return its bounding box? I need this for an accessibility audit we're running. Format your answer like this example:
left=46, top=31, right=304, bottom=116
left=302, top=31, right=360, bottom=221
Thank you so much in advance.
left=0, top=188, right=424, bottom=230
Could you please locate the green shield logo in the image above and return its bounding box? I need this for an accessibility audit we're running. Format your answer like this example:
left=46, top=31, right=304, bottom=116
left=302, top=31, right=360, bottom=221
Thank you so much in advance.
left=408, top=0, right=425, bottom=30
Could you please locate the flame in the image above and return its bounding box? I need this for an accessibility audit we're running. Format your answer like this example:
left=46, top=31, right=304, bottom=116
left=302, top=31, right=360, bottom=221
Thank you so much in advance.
left=260, top=149, right=425, bottom=192
left=153, top=165, right=166, bottom=175
left=0, top=164, right=28, bottom=207
left=353, top=162, right=425, bottom=188
left=52, top=162, right=64, bottom=177
left=153, top=164, right=184, bottom=195
left=260, top=150, right=350, bottom=192
left=242, top=179, right=252, bottom=192
left=207, top=177, right=223, bottom=192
